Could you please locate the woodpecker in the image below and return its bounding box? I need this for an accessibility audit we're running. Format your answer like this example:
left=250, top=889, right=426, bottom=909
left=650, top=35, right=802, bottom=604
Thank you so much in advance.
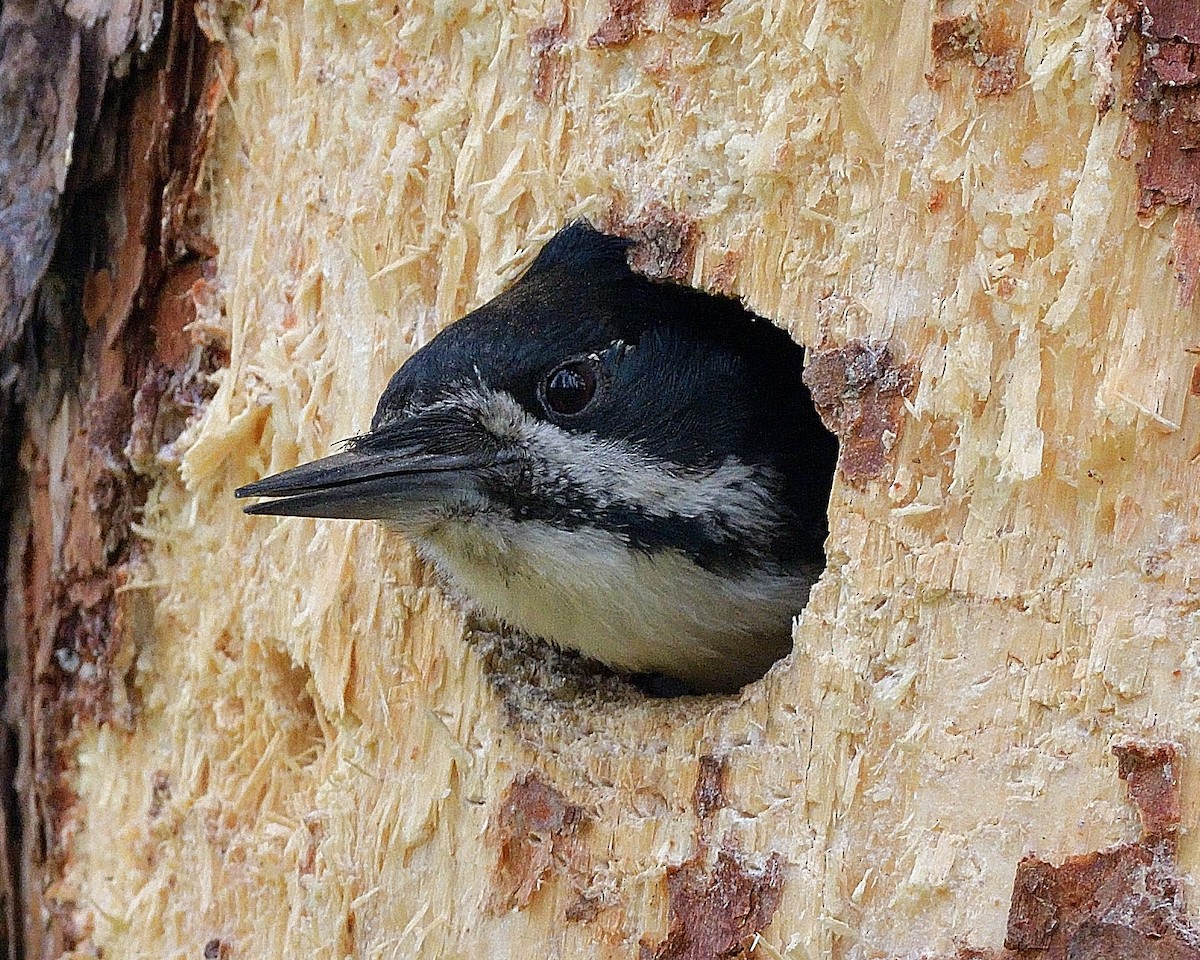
left=236, top=222, right=837, bottom=693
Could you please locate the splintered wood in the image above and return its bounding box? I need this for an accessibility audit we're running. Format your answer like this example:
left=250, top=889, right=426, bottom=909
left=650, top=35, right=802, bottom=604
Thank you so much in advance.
left=25, top=0, right=1200, bottom=957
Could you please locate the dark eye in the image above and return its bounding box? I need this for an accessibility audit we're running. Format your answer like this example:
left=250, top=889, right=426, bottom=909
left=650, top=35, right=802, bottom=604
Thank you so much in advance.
left=540, top=359, right=599, bottom=416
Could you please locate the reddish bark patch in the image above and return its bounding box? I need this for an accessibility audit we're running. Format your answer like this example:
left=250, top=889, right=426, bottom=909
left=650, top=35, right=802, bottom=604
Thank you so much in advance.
left=488, top=772, right=586, bottom=912
left=126, top=347, right=222, bottom=474
left=529, top=5, right=569, bottom=103
left=668, top=0, right=721, bottom=21
left=976, top=17, right=1022, bottom=97
left=44, top=576, right=126, bottom=730
left=161, top=9, right=231, bottom=263
left=91, top=76, right=168, bottom=337
left=710, top=250, right=742, bottom=296
left=564, top=891, right=602, bottom=922
left=1147, top=41, right=1199, bottom=86
left=1003, top=842, right=1199, bottom=957
left=641, top=850, right=784, bottom=960
left=588, top=0, right=646, bottom=49
left=127, top=266, right=225, bottom=475
left=147, top=771, right=171, bottom=820
left=928, top=13, right=1024, bottom=97
left=82, top=1, right=229, bottom=341
left=1095, top=0, right=1138, bottom=113
left=0, top=727, right=12, bottom=958
left=692, top=755, right=728, bottom=824
left=931, top=15, right=983, bottom=69
left=803, top=341, right=916, bottom=486
left=1114, top=741, right=1181, bottom=840
left=1145, top=3, right=1200, bottom=39
left=608, top=204, right=699, bottom=281
left=1124, top=0, right=1200, bottom=301
left=149, top=259, right=210, bottom=369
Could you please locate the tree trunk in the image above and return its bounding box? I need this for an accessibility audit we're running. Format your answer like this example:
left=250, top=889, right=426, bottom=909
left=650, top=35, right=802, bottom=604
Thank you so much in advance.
left=4, top=0, right=1200, bottom=958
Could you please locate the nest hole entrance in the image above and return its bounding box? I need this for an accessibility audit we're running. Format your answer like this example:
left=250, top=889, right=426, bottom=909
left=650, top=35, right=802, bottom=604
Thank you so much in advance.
left=474, top=257, right=839, bottom=704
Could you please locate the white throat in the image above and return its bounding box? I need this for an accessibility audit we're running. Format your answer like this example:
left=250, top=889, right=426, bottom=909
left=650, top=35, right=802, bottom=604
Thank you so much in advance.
left=416, top=518, right=812, bottom=692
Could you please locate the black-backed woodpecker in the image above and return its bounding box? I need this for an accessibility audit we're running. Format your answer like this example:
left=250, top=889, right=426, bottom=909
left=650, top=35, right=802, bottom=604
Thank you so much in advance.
left=236, top=222, right=838, bottom=693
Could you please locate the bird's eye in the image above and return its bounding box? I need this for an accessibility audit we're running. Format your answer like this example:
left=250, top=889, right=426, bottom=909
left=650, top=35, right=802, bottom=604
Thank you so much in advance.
left=540, top=360, right=599, bottom=417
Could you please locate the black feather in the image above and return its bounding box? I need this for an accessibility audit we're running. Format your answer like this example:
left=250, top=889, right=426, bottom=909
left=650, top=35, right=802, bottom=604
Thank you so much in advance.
left=523, top=220, right=634, bottom=276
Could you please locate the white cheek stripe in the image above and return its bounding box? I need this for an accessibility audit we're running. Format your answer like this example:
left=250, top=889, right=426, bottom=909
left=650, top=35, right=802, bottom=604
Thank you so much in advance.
left=440, top=387, right=780, bottom=542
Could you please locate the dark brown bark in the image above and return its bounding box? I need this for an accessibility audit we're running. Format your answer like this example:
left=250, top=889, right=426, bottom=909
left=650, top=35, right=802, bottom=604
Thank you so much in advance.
left=0, top=726, right=14, bottom=960
left=0, top=6, right=90, bottom=953
left=0, top=0, right=224, bottom=954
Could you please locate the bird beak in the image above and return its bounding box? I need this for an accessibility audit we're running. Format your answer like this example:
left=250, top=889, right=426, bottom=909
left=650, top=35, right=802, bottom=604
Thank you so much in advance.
left=235, top=416, right=515, bottom=522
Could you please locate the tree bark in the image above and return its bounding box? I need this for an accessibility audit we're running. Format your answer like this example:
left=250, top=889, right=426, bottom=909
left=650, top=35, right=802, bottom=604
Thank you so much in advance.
left=4, top=0, right=1200, bottom=958
left=1, top=0, right=225, bottom=955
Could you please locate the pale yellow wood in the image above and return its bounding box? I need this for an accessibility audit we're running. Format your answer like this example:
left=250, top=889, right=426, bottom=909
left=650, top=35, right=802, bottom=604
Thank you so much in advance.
left=52, top=0, right=1200, bottom=957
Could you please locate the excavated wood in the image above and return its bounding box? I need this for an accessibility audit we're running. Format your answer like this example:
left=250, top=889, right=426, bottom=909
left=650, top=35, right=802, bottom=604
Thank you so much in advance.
left=15, top=0, right=1200, bottom=957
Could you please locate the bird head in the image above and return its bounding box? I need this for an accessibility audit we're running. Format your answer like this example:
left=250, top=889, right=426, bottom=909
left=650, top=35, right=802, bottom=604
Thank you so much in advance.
left=236, top=222, right=837, bottom=689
